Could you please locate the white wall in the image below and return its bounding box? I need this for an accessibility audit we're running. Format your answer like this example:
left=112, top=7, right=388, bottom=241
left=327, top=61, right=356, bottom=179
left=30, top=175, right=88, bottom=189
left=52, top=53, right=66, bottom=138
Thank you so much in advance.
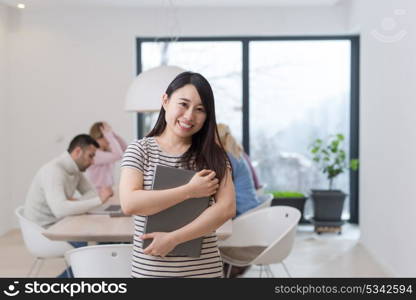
left=0, top=4, right=11, bottom=235
left=3, top=4, right=350, bottom=233
left=349, top=0, right=416, bottom=276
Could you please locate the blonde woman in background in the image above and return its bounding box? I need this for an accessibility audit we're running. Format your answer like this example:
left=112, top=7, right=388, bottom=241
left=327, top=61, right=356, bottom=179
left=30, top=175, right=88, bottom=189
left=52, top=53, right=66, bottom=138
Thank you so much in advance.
left=217, top=123, right=266, bottom=278
left=217, top=123, right=263, bottom=217
left=86, top=122, right=127, bottom=195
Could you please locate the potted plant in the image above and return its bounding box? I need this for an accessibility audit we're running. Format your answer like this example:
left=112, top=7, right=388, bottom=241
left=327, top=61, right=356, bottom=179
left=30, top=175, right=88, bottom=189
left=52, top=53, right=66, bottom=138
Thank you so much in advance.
left=270, top=191, right=308, bottom=223
left=309, top=134, right=359, bottom=224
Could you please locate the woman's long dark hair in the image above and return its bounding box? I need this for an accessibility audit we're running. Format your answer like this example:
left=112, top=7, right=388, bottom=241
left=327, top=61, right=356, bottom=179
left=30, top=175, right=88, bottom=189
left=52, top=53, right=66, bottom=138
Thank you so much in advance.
left=146, top=71, right=230, bottom=182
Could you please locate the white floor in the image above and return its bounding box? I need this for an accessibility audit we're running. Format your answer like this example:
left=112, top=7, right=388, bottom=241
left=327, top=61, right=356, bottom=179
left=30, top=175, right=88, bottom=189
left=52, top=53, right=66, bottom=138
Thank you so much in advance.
left=0, top=223, right=390, bottom=278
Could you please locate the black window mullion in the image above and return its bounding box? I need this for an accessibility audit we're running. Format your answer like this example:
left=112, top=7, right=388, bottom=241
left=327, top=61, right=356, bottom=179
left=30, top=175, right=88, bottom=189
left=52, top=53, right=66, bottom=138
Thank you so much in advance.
left=242, top=39, right=250, bottom=155
left=136, top=39, right=144, bottom=139
left=349, top=36, right=360, bottom=224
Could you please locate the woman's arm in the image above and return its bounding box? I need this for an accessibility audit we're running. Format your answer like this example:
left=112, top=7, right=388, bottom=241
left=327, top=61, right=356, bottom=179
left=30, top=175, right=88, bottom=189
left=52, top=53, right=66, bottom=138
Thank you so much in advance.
left=119, top=168, right=189, bottom=216
left=119, top=167, right=219, bottom=216
left=141, top=168, right=236, bottom=257
left=92, top=131, right=124, bottom=166
left=113, top=132, right=128, bottom=151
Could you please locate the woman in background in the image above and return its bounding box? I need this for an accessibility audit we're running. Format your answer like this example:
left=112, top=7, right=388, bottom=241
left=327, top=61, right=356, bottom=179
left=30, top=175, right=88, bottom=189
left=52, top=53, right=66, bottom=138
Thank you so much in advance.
left=87, top=122, right=127, bottom=196
left=217, top=123, right=265, bottom=278
left=217, top=123, right=262, bottom=217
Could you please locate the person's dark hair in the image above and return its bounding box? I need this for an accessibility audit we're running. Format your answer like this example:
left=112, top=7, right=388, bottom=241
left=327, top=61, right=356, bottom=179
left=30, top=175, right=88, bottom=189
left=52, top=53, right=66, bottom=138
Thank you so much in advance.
left=67, top=134, right=99, bottom=153
left=147, top=71, right=230, bottom=181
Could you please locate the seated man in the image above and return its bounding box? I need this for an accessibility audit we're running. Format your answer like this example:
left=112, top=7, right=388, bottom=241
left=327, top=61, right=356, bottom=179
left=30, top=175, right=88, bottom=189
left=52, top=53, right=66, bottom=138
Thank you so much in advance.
left=24, top=134, right=112, bottom=277
left=24, top=134, right=112, bottom=227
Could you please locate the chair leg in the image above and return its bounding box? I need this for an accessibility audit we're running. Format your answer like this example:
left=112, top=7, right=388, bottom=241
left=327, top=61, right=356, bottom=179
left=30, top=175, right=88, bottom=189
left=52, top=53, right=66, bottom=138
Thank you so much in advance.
left=27, top=258, right=40, bottom=277
left=64, top=260, right=71, bottom=278
left=281, top=261, right=291, bottom=278
left=33, top=258, right=44, bottom=277
left=265, top=265, right=274, bottom=277
left=226, top=263, right=232, bottom=278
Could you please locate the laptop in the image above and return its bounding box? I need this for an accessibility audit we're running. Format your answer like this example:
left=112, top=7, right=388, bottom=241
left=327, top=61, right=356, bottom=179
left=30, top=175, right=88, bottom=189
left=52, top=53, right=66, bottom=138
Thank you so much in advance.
left=87, top=203, right=122, bottom=215
left=142, top=165, right=211, bottom=257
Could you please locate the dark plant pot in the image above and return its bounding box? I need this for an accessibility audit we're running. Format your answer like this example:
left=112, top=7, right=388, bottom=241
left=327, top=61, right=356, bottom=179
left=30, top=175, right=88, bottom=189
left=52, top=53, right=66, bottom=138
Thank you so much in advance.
left=310, top=189, right=347, bottom=222
left=271, top=197, right=307, bottom=223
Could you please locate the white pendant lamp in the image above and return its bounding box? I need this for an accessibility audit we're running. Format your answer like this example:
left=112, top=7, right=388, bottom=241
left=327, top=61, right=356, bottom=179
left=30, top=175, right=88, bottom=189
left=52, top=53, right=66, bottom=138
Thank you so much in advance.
left=124, top=65, right=186, bottom=112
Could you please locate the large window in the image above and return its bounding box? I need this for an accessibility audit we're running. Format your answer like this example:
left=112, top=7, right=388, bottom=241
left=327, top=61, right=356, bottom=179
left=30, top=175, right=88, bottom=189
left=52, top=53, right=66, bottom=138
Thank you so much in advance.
left=137, top=36, right=359, bottom=222
left=249, top=40, right=351, bottom=209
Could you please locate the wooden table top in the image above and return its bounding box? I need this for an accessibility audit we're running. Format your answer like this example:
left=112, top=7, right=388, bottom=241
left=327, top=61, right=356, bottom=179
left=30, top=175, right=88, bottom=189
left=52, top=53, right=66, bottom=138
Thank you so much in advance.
left=43, top=190, right=232, bottom=243
left=43, top=214, right=232, bottom=242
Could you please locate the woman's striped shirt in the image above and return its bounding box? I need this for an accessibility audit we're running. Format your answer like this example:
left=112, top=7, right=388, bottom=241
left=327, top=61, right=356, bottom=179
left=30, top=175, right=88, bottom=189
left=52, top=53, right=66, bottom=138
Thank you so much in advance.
left=121, top=136, right=224, bottom=278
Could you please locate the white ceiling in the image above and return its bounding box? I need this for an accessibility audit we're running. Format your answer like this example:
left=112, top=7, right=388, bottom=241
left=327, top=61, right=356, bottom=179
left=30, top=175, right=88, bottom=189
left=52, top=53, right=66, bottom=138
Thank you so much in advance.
left=0, top=0, right=341, bottom=8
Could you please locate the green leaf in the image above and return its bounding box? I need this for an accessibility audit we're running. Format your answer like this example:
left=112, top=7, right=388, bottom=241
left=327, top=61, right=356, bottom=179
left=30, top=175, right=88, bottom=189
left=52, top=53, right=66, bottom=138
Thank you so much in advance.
left=350, top=159, right=359, bottom=170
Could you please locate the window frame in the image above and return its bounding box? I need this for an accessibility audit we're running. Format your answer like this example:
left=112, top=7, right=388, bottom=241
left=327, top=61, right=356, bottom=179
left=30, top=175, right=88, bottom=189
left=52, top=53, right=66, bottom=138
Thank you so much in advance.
left=136, top=35, right=360, bottom=224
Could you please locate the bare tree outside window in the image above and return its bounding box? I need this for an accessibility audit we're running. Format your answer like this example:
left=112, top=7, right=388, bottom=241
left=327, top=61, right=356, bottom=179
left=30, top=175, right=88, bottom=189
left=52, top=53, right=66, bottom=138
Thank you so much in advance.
left=141, top=41, right=242, bottom=141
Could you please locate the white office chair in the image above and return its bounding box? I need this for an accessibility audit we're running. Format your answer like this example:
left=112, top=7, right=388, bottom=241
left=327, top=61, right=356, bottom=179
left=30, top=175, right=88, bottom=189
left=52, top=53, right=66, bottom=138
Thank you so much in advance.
left=65, top=244, right=133, bottom=278
left=219, top=206, right=301, bottom=278
left=239, top=192, right=273, bottom=217
left=15, top=206, right=73, bottom=277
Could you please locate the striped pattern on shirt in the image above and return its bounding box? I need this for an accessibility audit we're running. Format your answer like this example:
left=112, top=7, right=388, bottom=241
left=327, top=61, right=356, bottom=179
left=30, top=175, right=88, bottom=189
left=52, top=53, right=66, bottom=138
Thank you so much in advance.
left=121, top=137, right=224, bottom=278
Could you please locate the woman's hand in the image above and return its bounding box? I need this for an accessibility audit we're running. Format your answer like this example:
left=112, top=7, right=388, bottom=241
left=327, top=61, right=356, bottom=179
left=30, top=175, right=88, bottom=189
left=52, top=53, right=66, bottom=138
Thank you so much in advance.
left=141, top=232, right=178, bottom=257
left=98, top=187, right=113, bottom=203
left=100, top=122, right=112, bottom=134
left=185, top=169, right=220, bottom=198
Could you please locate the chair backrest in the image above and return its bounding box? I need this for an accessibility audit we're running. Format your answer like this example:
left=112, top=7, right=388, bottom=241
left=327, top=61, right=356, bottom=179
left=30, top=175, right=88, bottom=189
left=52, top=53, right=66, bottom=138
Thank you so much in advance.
left=257, top=192, right=273, bottom=205
left=239, top=192, right=273, bottom=217
left=220, top=206, right=301, bottom=265
left=65, top=244, right=133, bottom=278
left=15, top=206, right=73, bottom=258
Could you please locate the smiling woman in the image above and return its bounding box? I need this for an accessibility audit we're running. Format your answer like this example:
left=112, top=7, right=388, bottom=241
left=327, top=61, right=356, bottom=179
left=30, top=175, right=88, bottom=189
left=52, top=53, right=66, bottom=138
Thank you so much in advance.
left=119, top=71, right=236, bottom=278
left=160, top=84, right=207, bottom=140
left=146, top=72, right=230, bottom=180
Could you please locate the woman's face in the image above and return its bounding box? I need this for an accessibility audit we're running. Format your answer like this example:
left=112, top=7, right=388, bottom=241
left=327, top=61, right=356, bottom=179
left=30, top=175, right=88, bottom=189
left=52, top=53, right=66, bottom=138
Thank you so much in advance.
left=162, top=84, right=207, bottom=139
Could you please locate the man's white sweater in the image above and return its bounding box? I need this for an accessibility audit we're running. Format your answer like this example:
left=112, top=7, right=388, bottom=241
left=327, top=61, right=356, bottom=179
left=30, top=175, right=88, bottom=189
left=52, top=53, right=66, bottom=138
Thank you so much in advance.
left=24, top=152, right=102, bottom=227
